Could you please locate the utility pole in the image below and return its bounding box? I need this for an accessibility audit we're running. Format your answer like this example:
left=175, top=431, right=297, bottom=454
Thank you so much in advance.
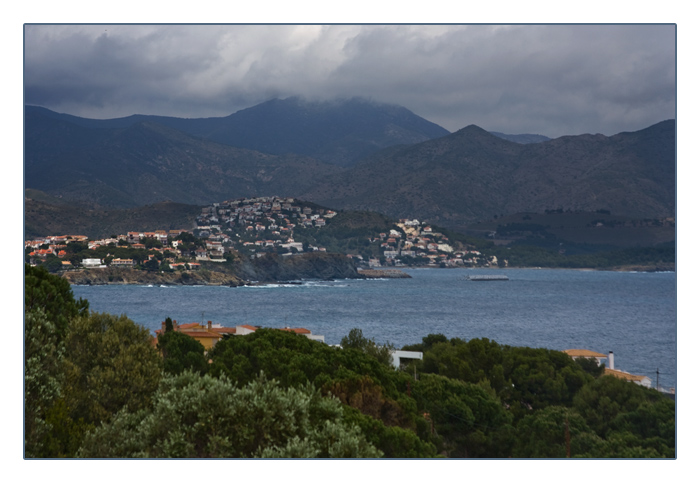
left=657, top=368, right=660, bottom=391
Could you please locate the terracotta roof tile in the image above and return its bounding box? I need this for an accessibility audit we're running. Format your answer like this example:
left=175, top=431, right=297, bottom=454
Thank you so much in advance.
left=604, top=368, right=649, bottom=382
left=179, top=330, right=222, bottom=339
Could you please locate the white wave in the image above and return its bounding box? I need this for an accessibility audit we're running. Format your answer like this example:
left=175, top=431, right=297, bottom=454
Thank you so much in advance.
left=241, top=281, right=349, bottom=289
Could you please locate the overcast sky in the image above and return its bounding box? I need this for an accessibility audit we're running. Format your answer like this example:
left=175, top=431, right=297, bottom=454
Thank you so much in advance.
left=24, top=24, right=675, bottom=138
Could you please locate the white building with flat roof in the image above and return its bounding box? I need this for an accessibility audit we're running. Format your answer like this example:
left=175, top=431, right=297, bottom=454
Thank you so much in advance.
left=81, top=258, right=105, bottom=268
left=390, top=350, right=423, bottom=369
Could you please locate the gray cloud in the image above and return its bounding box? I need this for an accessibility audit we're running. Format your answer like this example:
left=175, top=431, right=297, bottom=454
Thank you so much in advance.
left=24, top=24, right=675, bottom=138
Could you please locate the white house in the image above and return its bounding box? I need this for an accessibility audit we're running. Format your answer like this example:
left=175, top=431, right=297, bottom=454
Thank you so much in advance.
left=390, top=350, right=423, bottom=369
left=562, top=349, right=608, bottom=366
left=111, top=258, right=135, bottom=267
left=564, top=349, right=652, bottom=389
left=81, top=258, right=105, bottom=268
left=604, top=368, right=653, bottom=388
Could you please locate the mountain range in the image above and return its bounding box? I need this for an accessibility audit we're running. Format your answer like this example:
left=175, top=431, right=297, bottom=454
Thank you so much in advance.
left=24, top=98, right=675, bottom=234
left=26, top=97, right=449, bottom=167
left=300, top=121, right=676, bottom=232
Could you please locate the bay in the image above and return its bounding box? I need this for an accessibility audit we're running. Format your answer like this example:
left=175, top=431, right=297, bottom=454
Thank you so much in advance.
left=72, top=267, right=677, bottom=389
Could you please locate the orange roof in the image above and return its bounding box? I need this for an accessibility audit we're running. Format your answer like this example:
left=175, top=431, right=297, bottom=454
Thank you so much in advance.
left=280, top=327, right=311, bottom=334
left=213, top=327, right=237, bottom=334
left=604, top=368, right=650, bottom=382
left=178, top=322, right=201, bottom=330
left=238, top=324, right=258, bottom=331
left=563, top=349, right=607, bottom=358
left=180, top=330, right=222, bottom=339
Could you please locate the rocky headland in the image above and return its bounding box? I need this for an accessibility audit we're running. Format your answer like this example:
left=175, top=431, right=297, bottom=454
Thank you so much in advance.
left=61, top=252, right=365, bottom=286
left=61, top=266, right=247, bottom=286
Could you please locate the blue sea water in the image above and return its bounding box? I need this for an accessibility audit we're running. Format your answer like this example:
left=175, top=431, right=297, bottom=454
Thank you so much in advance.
left=72, top=268, right=677, bottom=389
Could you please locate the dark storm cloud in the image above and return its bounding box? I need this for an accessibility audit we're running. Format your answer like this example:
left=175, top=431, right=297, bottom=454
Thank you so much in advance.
left=24, top=24, right=675, bottom=138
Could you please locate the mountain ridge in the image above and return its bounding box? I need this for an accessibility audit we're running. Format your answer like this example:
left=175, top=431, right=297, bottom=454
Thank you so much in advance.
left=24, top=102, right=675, bottom=233
left=25, top=97, right=450, bottom=167
left=300, top=119, right=675, bottom=230
left=25, top=112, right=343, bottom=208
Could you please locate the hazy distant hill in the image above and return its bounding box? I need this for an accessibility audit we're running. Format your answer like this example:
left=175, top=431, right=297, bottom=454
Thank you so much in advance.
left=489, top=132, right=551, bottom=144
left=25, top=107, right=342, bottom=208
left=26, top=97, right=450, bottom=167
left=301, top=121, right=675, bottom=232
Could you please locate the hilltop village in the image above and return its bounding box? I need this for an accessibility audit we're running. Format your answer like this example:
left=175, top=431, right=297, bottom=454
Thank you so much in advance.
left=25, top=196, right=494, bottom=273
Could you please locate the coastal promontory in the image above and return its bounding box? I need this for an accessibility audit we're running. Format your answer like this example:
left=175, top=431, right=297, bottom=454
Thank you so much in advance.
left=61, top=252, right=366, bottom=286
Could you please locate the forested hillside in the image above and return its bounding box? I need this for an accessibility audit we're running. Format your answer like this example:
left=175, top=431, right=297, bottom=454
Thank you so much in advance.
left=302, top=121, right=676, bottom=231
left=25, top=103, right=674, bottom=232
left=25, top=266, right=675, bottom=458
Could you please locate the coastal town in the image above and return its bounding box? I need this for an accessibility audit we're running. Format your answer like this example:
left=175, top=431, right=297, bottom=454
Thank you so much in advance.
left=25, top=196, right=494, bottom=272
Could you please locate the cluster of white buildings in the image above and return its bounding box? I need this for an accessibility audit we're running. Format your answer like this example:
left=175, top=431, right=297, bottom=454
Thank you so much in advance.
left=372, top=220, right=489, bottom=267
left=194, top=197, right=338, bottom=258
left=27, top=196, right=494, bottom=269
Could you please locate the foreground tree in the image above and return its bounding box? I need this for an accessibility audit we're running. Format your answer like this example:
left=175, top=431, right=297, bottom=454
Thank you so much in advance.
left=62, top=312, right=163, bottom=427
left=78, top=372, right=382, bottom=458
left=207, top=328, right=435, bottom=456
left=411, top=373, right=514, bottom=457
left=512, top=406, right=602, bottom=458
left=341, top=327, right=395, bottom=367
left=24, top=309, right=65, bottom=457
left=157, top=330, right=209, bottom=376
left=572, top=375, right=675, bottom=457
left=24, top=264, right=89, bottom=338
left=25, top=265, right=90, bottom=457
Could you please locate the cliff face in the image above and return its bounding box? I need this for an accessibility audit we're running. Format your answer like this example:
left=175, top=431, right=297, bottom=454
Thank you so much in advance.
left=233, top=252, right=362, bottom=282
left=61, top=267, right=246, bottom=286
left=61, top=252, right=362, bottom=286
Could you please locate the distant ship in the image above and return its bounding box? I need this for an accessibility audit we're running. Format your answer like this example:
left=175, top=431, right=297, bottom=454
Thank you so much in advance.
left=466, top=274, right=509, bottom=281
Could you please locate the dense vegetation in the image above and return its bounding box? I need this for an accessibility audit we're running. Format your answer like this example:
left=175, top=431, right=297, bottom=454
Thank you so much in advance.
left=490, top=242, right=675, bottom=270
left=25, top=265, right=675, bottom=458
left=24, top=195, right=203, bottom=241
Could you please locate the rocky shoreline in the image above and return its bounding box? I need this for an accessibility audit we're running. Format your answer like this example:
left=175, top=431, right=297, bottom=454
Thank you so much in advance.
left=59, top=256, right=671, bottom=286
left=61, top=267, right=247, bottom=286
left=61, top=252, right=365, bottom=286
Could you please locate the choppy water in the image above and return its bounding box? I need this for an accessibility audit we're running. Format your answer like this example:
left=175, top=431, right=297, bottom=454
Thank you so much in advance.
left=72, top=268, right=677, bottom=389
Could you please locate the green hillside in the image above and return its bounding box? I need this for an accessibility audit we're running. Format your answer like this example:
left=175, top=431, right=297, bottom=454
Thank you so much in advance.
left=25, top=192, right=201, bottom=240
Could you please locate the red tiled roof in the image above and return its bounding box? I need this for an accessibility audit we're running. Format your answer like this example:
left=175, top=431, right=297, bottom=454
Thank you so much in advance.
left=280, top=327, right=311, bottom=334
left=179, top=330, right=222, bottom=339
left=604, top=368, right=650, bottom=382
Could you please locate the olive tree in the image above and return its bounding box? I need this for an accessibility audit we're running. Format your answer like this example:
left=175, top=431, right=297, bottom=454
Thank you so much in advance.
left=78, top=372, right=382, bottom=458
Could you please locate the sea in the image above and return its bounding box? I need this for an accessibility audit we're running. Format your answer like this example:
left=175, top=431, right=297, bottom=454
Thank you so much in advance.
left=72, top=267, right=677, bottom=390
